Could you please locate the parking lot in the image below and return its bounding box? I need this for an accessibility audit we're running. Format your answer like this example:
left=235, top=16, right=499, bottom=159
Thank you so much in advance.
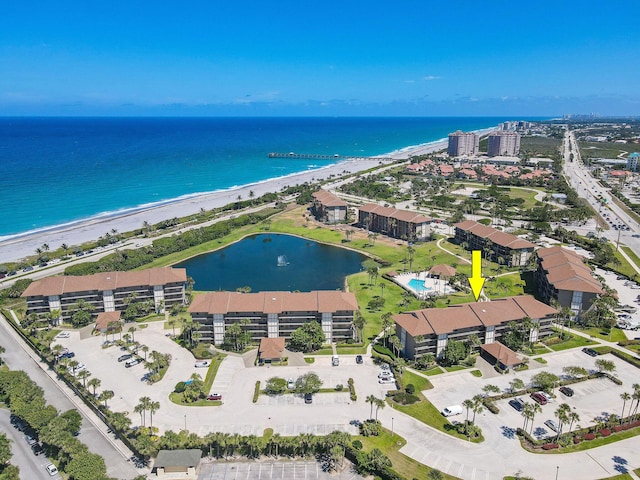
left=54, top=323, right=397, bottom=436
left=427, top=349, right=639, bottom=442
left=198, top=461, right=365, bottom=480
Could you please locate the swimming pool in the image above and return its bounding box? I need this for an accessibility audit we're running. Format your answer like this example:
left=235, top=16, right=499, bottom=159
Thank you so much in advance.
left=408, top=278, right=432, bottom=293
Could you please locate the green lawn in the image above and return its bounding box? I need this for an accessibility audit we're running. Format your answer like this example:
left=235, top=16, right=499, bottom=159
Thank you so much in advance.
left=533, top=357, right=548, bottom=364
left=403, top=369, right=434, bottom=391
left=579, top=327, right=628, bottom=343
left=621, top=245, right=640, bottom=271
left=168, top=392, right=222, bottom=407
left=529, top=426, right=640, bottom=454
left=169, top=353, right=225, bottom=406
left=544, top=332, right=597, bottom=351
left=359, top=430, right=461, bottom=480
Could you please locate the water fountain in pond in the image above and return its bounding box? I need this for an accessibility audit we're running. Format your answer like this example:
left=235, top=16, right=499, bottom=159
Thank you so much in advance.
left=277, top=255, right=289, bottom=267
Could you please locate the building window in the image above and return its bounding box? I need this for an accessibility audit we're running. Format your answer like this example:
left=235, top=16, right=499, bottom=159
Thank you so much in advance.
left=571, top=291, right=583, bottom=312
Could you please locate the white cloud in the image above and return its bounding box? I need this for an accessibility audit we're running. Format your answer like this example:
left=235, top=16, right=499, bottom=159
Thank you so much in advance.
left=423, top=75, right=442, bottom=81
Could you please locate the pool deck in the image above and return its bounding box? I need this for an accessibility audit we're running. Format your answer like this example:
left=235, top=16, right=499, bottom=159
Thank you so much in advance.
left=393, top=271, right=455, bottom=299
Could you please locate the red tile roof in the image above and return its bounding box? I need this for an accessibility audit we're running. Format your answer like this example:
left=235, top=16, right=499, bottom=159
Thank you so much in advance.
left=481, top=341, right=521, bottom=367
left=22, top=268, right=187, bottom=297
left=95, top=311, right=121, bottom=331
left=394, top=295, right=557, bottom=337
left=358, top=204, right=431, bottom=224
left=429, top=264, right=457, bottom=277
left=312, top=190, right=347, bottom=207
left=454, top=220, right=535, bottom=249
left=188, top=291, right=358, bottom=315
left=258, top=337, right=285, bottom=360
left=537, top=247, right=604, bottom=294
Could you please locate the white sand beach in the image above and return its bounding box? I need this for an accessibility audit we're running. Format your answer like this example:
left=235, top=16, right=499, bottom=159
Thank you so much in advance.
left=0, top=128, right=494, bottom=264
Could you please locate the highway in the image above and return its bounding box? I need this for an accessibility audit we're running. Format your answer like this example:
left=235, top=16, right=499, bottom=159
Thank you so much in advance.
left=562, top=128, right=640, bottom=275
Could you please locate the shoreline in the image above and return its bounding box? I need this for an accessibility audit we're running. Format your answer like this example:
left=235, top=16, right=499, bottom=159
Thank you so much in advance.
left=0, top=126, right=496, bottom=263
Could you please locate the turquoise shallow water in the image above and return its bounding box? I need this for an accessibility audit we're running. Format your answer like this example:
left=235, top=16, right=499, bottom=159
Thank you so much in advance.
left=0, top=116, right=518, bottom=237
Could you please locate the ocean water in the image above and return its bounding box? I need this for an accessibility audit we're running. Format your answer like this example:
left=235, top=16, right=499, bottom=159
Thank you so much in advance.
left=0, top=117, right=512, bottom=238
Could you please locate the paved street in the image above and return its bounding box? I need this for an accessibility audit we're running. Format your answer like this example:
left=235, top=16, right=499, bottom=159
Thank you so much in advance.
left=0, top=409, right=55, bottom=480
left=0, top=315, right=141, bottom=479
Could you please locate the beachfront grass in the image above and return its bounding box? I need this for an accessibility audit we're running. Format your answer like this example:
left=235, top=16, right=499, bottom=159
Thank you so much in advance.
left=359, top=430, right=461, bottom=480
left=453, top=181, right=546, bottom=210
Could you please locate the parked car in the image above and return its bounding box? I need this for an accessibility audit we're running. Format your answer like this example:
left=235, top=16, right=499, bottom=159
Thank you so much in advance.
left=508, top=398, right=525, bottom=411
left=530, top=392, right=548, bottom=405
left=544, top=419, right=560, bottom=433
left=70, top=363, right=86, bottom=374
left=206, top=393, right=222, bottom=401
left=118, top=354, right=133, bottom=362
left=194, top=360, right=210, bottom=368
left=25, top=434, right=38, bottom=446
left=378, top=376, right=395, bottom=384
left=125, top=358, right=142, bottom=368
left=559, top=386, right=574, bottom=397
left=287, top=378, right=295, bottom=389
left=31, top=443, right=44, bottom=455
left=58, top=351, right=75, bottom=360
left=355, top=355, right=363, bottom=364
left=539, top=391, right=554, bottom=403
left=45, top=463, right=58, bottom=476
left=582, top=347, right=598, bottom=357
left=55, top=332, right=70, bottom=339
left=441, top=405, right=463, bottom=417
left=304, top=393, right=313, bottom=404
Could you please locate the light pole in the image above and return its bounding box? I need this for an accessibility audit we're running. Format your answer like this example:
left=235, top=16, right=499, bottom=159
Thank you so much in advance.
left=555, top=465, right=559, bottom=480
left=184, top=414, right=187, bottom=431
left=391, top=417, right=394, bottom=437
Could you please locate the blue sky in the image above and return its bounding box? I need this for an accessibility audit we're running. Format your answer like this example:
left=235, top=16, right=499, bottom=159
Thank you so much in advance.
left=1, top=1, right=639, bottom=116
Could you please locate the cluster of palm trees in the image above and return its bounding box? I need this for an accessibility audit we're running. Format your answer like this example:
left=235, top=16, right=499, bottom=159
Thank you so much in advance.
left=461, top=395, right=484, bottom=437
left=619, top=384, right=640, bottom=423
left=134, top=396, right=161, bottom=429
left=365, top=394, right=386, bottom=421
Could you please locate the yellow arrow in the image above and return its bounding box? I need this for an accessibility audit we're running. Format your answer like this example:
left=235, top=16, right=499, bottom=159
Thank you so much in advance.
left=468, top=250, right=486, bottom=301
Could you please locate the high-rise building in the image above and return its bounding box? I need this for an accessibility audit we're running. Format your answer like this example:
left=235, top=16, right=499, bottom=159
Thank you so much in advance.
left=627, top=152, right=639, bottom=172
left=447, top=130, right=479, bottom=156
left=488, top=131, right=521, bottom=157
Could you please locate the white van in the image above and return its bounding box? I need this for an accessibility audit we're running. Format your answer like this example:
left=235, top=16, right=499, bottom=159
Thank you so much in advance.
left=441, top=405, right=463, bottom=417
left=332, top=355, right=339, bottom=366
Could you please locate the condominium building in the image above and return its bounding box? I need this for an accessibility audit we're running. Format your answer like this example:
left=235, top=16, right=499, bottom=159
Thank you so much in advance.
left=358, top=204, right=431, bottom=241
left=488, top=131, right=521, bottom=157
left=22, top=267, right=187, bottom=323
left=188, top=290, right=359, bottom=345
left=627, top=152, right=640, bottom=172
left=447, top=130, right=479, bottom=157
left=311, top=190, right=348, bottom=223
left=394, top=295, right=557, bottom=359
left=534, top=246, right=604, bottom=318
left=453, top=220, right=535, bottom=267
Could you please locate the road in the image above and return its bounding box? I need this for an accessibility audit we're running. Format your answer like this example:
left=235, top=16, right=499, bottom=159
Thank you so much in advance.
left=0, top=409, right=55, bottom=480
left=562, top=129, right=640, bottom=276
left=0, top=315, right=141, bottom=479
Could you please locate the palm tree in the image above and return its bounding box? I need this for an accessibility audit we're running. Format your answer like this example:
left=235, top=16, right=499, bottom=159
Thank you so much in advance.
left=471, top=395, right=484, bottom=425
left=366, top=394, right=377, bottom=419
left=77, top=369, right=91, bottom=388
left=567, top=411, right=580, bottom=433
left=462, top=399, right=474, bottom=436
left=530, top=402, right=542, bottom=434
left=620, top=392, right=631, bottom=422
left=352, top=311, right=365, bottom=343
left=87, top=377, right=101, bottom=397
left=554, top=403, right=571, bottom=442
left=521, top=403, right=534, bottom=432
left=148, top=400, right=160, bottom=429
left=136, top=396, right=151, bottom=426
left=374, top=398, right=385, bottom=421
left=99, top=390, right=114, bottom=408
left=128, top=326, right=136, bottom=343
left=141, top=345, right=149, bottom=361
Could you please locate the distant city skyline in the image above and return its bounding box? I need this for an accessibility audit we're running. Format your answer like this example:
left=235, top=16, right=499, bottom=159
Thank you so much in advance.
left=1, top=1, right=639, bottom=116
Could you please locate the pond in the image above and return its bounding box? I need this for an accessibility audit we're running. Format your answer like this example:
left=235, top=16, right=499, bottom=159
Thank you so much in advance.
left=175, top=233, right=368, bottom=292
